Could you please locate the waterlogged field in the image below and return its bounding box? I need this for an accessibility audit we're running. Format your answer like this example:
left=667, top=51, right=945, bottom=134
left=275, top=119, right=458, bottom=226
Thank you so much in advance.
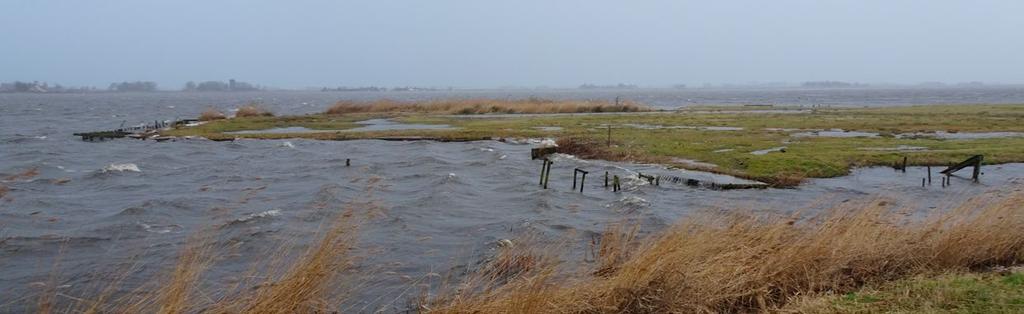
left=167, top=104, right=1024, bottom=186
left=3, top=92, right=1024, bottom=312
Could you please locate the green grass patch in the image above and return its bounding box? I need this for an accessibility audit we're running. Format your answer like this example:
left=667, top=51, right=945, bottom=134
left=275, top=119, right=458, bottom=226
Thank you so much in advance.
left=789, top=270, right=1024, bottom=313
left=163, top=104, right=1024, bottom=185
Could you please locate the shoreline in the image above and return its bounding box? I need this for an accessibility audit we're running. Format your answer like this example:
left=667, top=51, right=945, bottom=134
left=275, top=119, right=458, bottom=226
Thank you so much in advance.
left=157, top=103, right=1024, bottom=187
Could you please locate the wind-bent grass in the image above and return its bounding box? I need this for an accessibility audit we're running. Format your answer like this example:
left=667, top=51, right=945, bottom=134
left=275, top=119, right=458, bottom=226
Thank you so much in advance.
left=235, top=104, right=274, bottom=118
left=217, top=208, right=359, bottom=313
left=199, top=108, right=226, bottom=121
left=430, top=192, right=1024, bottom=313
left=324, top=98, right=650, bottom=115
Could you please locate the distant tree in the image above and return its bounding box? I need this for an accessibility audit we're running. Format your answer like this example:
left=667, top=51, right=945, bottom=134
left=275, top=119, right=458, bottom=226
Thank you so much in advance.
left=184, top=81, right=197, bottom=91
left=109, top=81, right=158, bottom=92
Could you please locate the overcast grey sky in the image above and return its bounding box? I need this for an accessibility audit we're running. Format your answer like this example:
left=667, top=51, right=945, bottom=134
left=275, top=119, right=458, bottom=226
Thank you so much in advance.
left=2, top=0, right=1022, bottom=88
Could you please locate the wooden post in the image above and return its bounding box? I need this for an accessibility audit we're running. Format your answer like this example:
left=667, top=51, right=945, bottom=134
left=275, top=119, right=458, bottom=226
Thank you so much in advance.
left=613, top=175, right=620, bottom=192
left=346, top=159, right=350, bottom=167
left=544, top=160, right=553, bottom=189
left=922, top=178, right=926, bottom=187
left=604, top=171, right=609, bottom=188
left=927, top=166, right=931, bottom=185
left=539, top=159, right=547, bottom=186
left=972, top=156, right=982, bottom=182
left=902, top=156, right=907, bottom=173
left=573, top=168, right=578, bottom=190
left=580, top=172, right=587, bottom=193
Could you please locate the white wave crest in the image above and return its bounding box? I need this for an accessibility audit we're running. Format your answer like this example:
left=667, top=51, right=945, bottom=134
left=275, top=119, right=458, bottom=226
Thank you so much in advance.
left=103, top=163, right=140, bottom=173
left=234, top=209, right=281, bottom=223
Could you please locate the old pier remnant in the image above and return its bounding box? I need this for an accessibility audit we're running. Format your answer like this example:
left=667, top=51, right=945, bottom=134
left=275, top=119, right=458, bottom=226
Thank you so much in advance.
left=573, top=168, right=589, bottom=193
left=940, top=155, right=984, bottom=182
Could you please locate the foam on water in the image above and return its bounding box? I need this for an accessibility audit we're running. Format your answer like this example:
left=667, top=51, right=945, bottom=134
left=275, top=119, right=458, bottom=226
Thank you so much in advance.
left=102, top=163, right=141, bottom=173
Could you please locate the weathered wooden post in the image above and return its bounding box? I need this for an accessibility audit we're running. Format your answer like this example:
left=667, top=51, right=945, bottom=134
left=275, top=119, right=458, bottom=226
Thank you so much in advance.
left=902, top=156, right=907, bottom=173
left=613, top=175, right=620, bottom=192
left=922, top=178, right=926, bottom=187
left=544, top=160, right=553, bottom=189
left=572, top=168, right=578, bottom=190
left=346, top=158, right=350, bottom=167
left=579, top=170, right=588, bottom=193
left=927, top=166, right=932, bottom=185
left=605, top=171, right=609, bottom=188
left=972, top=156, right=982, bottom=182
left=539, top=159, right=548, bottom=186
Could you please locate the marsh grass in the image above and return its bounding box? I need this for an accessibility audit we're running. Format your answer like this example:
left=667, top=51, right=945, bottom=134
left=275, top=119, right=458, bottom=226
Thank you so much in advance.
left=235, top=104, right=274, bottom=118
left=199, top=108, right=226, bottom=121
left=324, top=98, right=650, bottom=115
left=430, top=192, right=1024, bottom=313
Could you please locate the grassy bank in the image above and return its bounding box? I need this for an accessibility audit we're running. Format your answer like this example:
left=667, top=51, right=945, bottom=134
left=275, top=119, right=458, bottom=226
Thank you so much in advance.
left=784, top=270, right=1024, bottom=313
left=430, top=192, right=1024, bottom=313
left=163, top=104, right=1024, bottom=185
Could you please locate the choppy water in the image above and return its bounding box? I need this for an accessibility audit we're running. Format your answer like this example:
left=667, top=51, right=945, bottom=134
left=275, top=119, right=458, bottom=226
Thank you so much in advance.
left=2, top=89, right=1024, bottom=312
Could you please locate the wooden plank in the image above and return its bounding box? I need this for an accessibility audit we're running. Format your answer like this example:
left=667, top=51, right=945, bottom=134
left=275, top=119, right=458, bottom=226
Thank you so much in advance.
left=940, top=155, right=983, bottom=175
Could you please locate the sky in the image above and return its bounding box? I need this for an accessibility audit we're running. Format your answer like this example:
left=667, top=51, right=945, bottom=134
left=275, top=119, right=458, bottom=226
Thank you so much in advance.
left=2, top=0, right=1023, bottom=89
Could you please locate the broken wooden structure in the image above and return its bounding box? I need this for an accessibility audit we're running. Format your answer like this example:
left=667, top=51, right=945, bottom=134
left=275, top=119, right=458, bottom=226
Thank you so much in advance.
left=940, top=155, right=984, bottom=182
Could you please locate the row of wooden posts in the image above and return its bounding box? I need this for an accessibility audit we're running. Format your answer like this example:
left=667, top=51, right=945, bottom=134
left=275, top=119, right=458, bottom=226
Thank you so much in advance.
left=539, top=158, right=665, bottom=194
left=898, top=154, right=984, bottom=186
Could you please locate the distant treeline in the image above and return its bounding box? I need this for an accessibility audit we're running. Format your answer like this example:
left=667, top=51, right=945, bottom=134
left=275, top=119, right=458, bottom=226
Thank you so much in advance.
left=579, top=83, right=638, bottom=90
left=321, top=86, right=451, bottom=92
left=183, top=79, right=263, bottom=92
left=801, top=81, right=869, bottom=88
left=0, top=79, right=266, bottom=93
left=0, top=81, right=98, bottom=93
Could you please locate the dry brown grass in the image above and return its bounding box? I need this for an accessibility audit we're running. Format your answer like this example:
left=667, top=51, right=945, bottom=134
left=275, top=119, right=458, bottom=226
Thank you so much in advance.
left=430, top=193, right=1024, bottom=313
left=199, top=108, right=226, bottom=121
left=216, top=208, right=359, bottom=313
left=235, top=104, right=274, bottom=118
left=324, top=98, right=650, bottom=115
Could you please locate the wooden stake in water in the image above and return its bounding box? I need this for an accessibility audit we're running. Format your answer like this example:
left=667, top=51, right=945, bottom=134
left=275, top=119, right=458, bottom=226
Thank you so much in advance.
left=544, top=160, right=553, bottom=189
left=902, top=156, right=907, bottom=173
left=580, top=171, right=587, bottom=193
left=927, top=165, right=931, bottom=185
left=539, top=160, right=547, bottom=186
left=604, top=171, right=609, bottom=188
left=346, top=158, right=350, bottom=167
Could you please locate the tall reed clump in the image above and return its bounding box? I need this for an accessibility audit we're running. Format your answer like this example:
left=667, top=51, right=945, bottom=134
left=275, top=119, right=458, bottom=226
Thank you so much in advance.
left=199, top=108, right=226, bottom=121
left=216, top=207, right=360, bottom=313
left=323, top=98, right=650, bottom=115
left=430, top=193, right=1024, bottom=313
left=235, top=104, right=274, bottom=118
left=36, top=206, right=361, bottom=313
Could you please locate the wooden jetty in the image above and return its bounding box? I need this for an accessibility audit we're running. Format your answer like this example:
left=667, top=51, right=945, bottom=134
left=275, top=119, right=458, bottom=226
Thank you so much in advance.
left=74, top=120, right=176, bottom=141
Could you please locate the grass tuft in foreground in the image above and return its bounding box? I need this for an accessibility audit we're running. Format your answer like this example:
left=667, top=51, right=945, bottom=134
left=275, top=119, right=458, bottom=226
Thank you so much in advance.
left=324, top=98, right=650, bottom=115
left=430, top=193, right=1024, bottom=313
